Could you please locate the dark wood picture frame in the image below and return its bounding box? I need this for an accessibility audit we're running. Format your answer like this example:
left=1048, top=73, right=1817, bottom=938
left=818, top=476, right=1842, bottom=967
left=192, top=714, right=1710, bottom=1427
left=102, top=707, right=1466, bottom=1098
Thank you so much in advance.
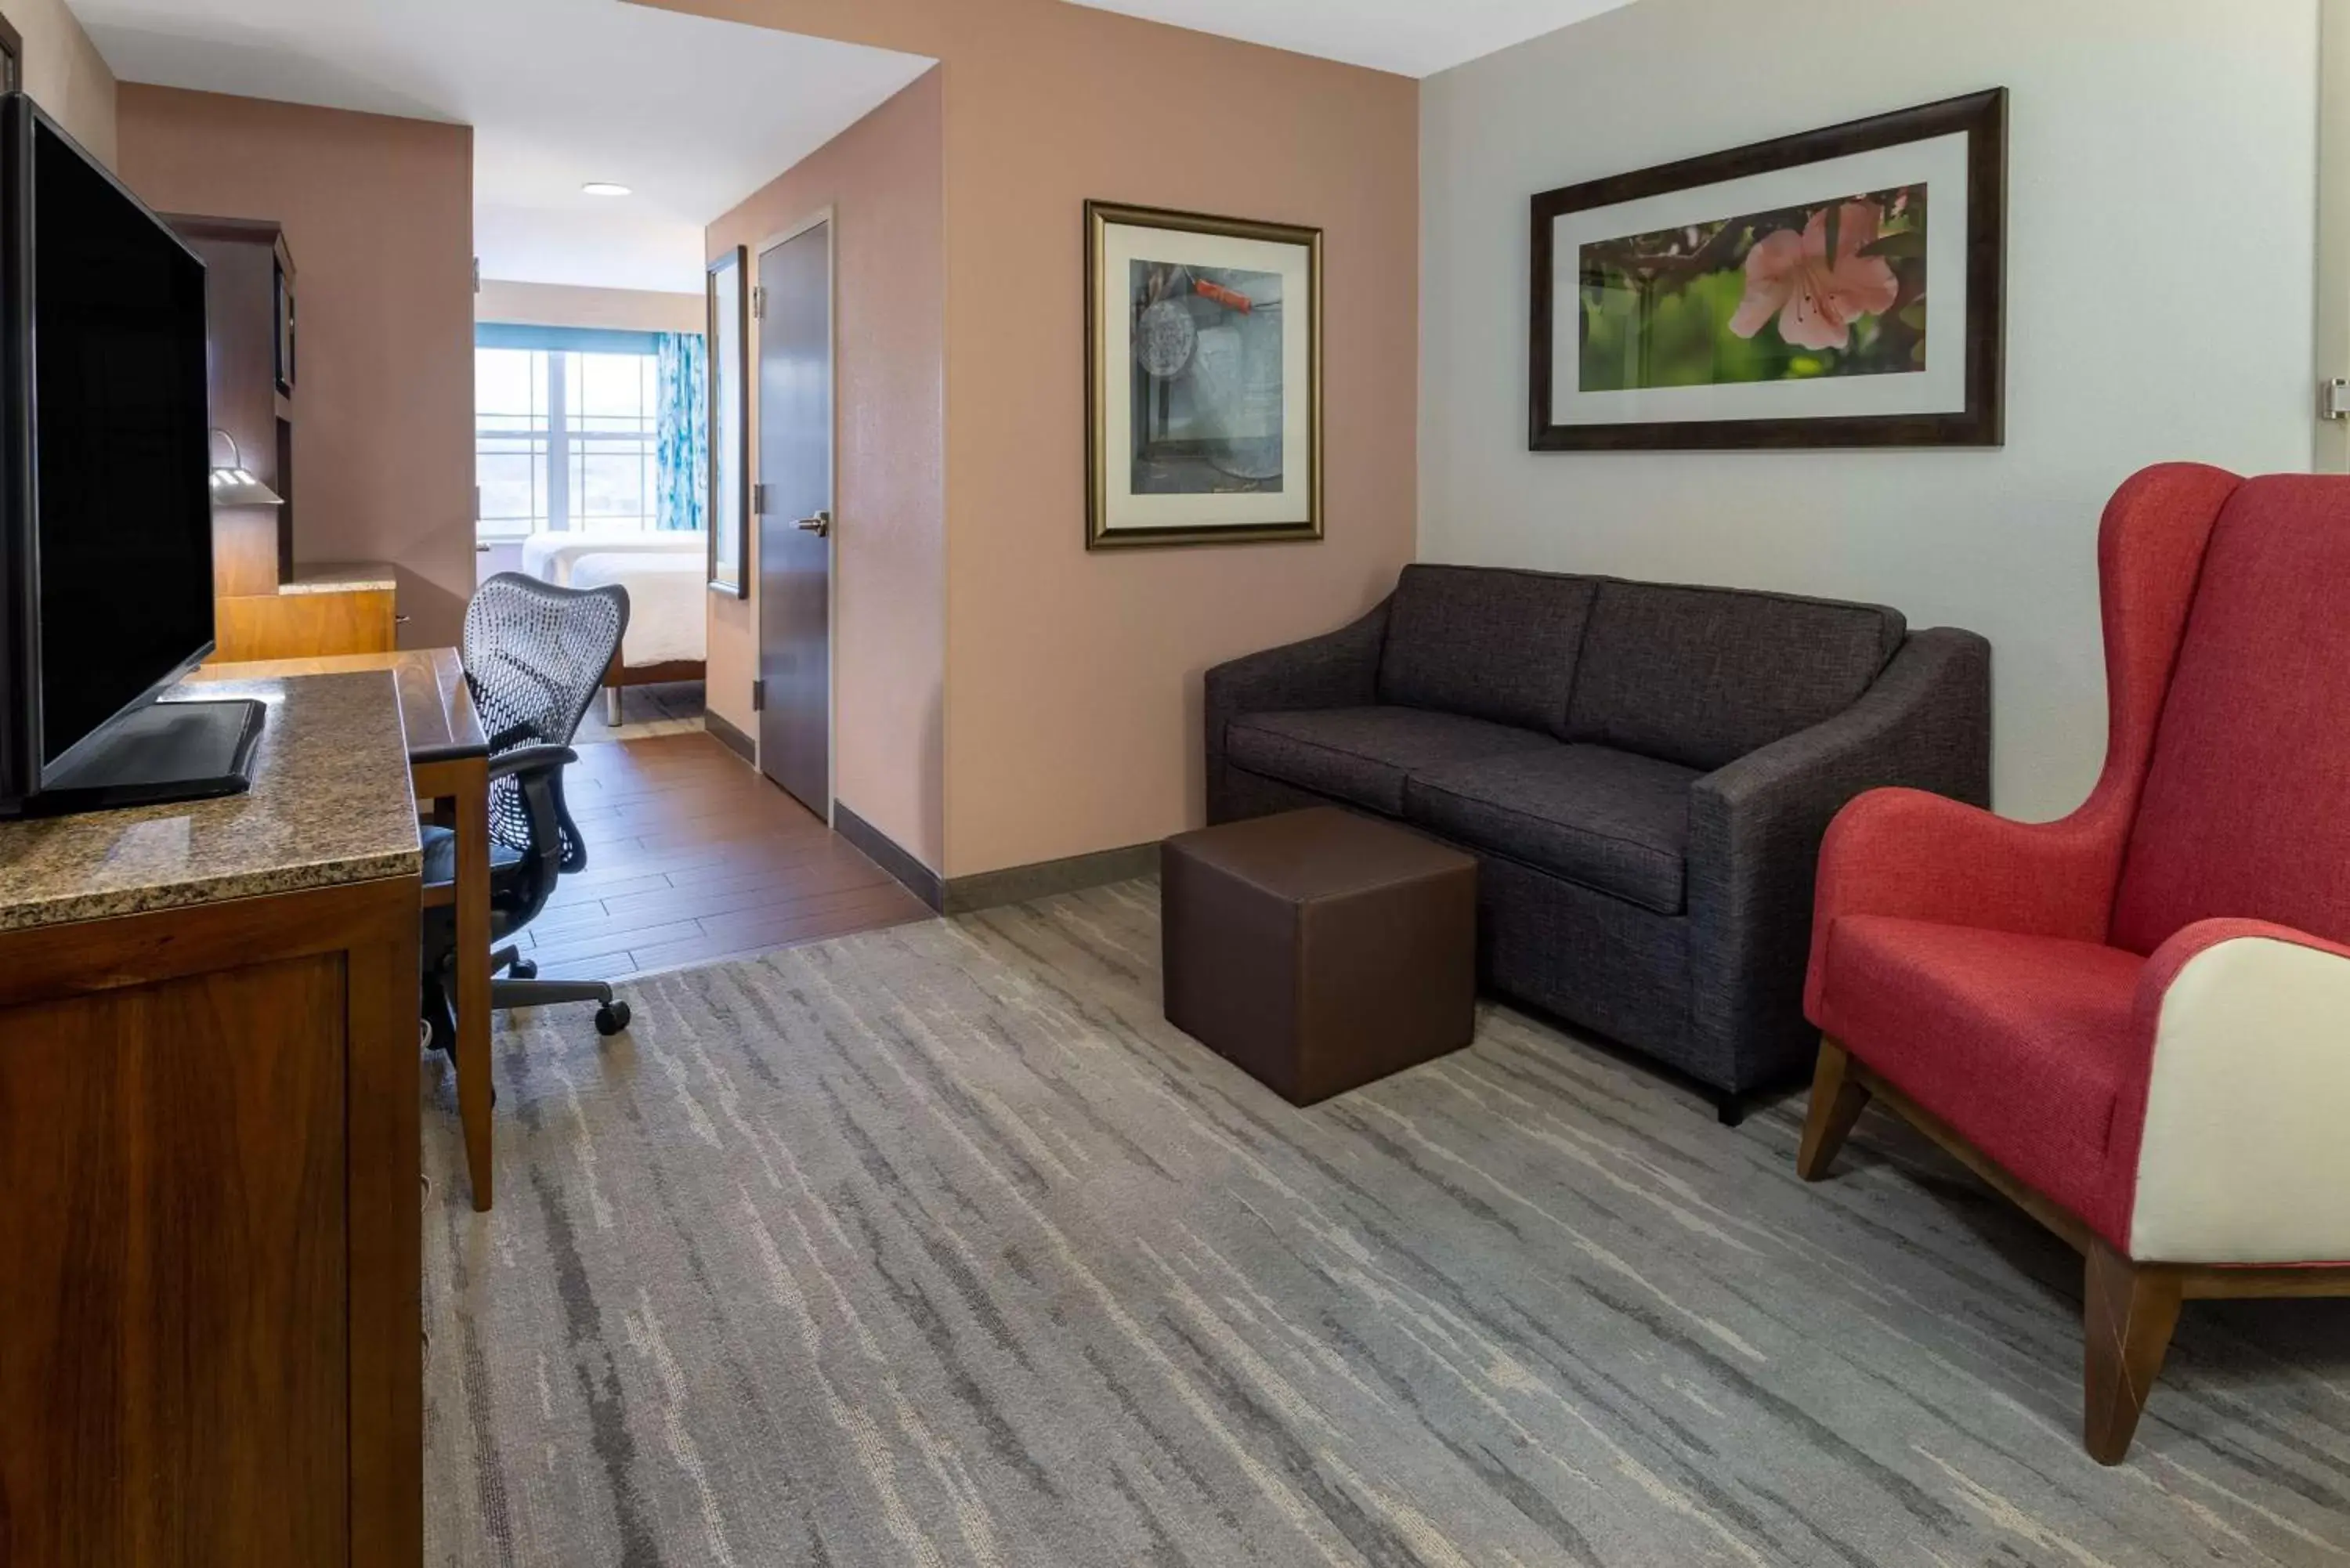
left=0, top=12, right=20, bottom=95
left=272, top=254, right=295, bottom=396
left=706, top=245, right=749, bottom=599
left=1085, top=200, right=1324, bottom=551
left=1530, top=88, right=2006, bottom=452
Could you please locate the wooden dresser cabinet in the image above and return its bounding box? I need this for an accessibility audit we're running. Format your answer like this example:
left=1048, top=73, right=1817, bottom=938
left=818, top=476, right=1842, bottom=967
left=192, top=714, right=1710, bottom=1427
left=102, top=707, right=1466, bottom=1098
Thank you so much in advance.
left=212, top=562, right=402, bottom=662
left=171, top=213, right=401, bottom=663
left=0, top=671, right=424, bottom=1566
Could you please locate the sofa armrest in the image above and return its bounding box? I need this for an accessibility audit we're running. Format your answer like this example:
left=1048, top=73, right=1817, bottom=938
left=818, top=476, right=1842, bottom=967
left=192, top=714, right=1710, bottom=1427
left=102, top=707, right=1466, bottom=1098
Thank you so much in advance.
left=2110, top=919, right=2350, bottom=1264
left=1202, top=598, right=1390, bottom=817
left=1204, top=597, right=1390, bottom=718
left=1682, top=628, right=1990, bottom=1081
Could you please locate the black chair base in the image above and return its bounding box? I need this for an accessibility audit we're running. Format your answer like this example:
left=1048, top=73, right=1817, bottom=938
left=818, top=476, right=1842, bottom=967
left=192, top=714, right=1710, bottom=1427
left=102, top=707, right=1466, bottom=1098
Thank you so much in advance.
left=490, top=975, right=609, bottom=1006
left=422, top=960, right=633, bottom=1068
left=488, top=977, right=631, bottom=1036
left=490, top=943, right=538, bottom=981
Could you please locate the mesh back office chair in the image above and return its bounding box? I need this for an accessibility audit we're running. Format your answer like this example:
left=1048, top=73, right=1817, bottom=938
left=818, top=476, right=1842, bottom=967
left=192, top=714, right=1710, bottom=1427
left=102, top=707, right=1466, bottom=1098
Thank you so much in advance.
left=420, top=573, right=633, bottom=1060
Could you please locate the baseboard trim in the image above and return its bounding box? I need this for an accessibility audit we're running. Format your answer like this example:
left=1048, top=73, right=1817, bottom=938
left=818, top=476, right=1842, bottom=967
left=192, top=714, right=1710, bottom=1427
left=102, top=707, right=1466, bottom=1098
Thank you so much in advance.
left=704, top=708, right=756, bottom=766
left=831, top=805, right=1159, bottom=917
left=835, top=802, right=945, bottom=912
left=943, top=840, right=1159, bottom=916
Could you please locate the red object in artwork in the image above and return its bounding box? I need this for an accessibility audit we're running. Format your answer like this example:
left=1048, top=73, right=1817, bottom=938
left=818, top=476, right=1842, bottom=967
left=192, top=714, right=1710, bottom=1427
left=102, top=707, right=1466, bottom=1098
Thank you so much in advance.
left=1193, top=278, right=1253, bottom=313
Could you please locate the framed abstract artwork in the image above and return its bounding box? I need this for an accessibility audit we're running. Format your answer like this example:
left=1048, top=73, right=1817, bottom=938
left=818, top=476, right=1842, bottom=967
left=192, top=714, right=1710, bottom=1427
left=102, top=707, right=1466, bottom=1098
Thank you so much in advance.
left=1530, top=88, right=2006, bottom=451
left=706, top=245, right=748, bottom=598
left=1086, top=201, right=1321, bottom=549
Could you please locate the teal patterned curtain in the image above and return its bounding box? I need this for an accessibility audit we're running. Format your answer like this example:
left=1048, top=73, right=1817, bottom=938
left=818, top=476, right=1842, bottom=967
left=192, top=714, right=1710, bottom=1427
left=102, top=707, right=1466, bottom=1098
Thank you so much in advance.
left=655, top=331, right=707, bottom=532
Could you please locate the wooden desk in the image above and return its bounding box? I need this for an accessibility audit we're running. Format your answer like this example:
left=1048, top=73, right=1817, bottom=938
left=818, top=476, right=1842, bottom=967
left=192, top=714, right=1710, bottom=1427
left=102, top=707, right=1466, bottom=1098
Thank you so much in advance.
left=0, top=670, right=423, bottom=1566
left=190, top=649, right=496, bottom=1210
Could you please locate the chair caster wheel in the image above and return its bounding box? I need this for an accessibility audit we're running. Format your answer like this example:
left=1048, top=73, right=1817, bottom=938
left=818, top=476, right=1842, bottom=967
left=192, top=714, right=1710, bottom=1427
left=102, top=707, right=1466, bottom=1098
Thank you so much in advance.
left=508, top=957, right=538, bottom=980
left=595, top=1001, right=631, bottom=1036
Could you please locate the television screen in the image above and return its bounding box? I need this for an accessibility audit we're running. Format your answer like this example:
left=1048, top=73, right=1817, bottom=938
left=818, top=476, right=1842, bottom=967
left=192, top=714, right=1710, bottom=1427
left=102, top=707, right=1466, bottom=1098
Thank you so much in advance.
left=30, top=112, right=212, bottom=770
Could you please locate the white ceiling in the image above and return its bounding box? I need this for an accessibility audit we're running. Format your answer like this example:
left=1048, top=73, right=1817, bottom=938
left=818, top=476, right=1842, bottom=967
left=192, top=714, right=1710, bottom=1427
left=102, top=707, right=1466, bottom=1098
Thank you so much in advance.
left=1061, top=0, right=1636, bottom=77
left=71, top=0, right=935, bottom=293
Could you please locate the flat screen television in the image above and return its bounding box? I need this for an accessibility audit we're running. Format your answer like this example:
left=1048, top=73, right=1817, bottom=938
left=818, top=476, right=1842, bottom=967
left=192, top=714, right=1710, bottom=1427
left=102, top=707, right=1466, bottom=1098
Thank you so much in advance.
left=0, top=91, right=260, bottom=818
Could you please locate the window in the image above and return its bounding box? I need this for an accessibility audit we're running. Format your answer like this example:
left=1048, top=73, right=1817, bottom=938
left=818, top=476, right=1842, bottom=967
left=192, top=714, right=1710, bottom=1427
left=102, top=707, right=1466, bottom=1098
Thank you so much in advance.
left=475, top=327, right=663, bottom=540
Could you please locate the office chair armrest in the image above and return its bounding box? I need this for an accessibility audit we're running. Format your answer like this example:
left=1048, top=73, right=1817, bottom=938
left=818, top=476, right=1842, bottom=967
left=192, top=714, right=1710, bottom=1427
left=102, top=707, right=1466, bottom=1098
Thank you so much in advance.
left=483, top=743, right=593, bottom=878
left=486, top=743, right=578, bottom=783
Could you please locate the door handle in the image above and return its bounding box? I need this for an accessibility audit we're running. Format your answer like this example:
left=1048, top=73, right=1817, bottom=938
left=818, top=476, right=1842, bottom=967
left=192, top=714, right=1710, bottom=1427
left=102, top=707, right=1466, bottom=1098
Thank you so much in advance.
left=795, top=510, right=832, bottom=537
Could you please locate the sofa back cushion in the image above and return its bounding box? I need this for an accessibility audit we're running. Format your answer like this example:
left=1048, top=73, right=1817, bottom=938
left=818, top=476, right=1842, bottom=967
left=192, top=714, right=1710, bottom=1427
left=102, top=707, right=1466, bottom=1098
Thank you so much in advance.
left=1564, top=580, right=1906, bottom=771
left=1377, top=565, right=1597, bottom=735
left=2110, top=475, right=2350, bottom=954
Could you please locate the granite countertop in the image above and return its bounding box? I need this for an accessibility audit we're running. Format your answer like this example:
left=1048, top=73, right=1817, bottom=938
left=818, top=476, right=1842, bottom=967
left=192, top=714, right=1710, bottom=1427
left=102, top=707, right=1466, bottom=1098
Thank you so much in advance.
left=0, top=670, right=421, bottom=932
left=280, top=560, right=400, bottom=595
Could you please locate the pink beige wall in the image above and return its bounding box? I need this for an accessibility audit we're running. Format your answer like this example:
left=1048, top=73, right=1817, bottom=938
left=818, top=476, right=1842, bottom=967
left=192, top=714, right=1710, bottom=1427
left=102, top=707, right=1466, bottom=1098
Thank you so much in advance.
left=705, top=73, right=945, bottom=869
left=475, top=279, right=706, bottom=335
left=707, top=68, right=946, bottom=869
left=116, top=87, right=476, bottom=647
left=678, top=0, right=1419, bottom=878
left=11, top=0, right=117, bottom=166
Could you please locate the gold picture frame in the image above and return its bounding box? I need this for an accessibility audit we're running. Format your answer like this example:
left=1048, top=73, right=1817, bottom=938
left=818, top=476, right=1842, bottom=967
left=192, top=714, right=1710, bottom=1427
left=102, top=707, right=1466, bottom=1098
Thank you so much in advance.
left=1086, top=201, right=1322, bottom=550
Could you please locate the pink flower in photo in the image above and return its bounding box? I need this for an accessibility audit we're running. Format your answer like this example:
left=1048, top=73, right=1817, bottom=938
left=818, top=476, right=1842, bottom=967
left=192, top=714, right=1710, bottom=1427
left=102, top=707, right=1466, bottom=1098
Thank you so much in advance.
left=1728, top=201, right=1901, bottom=352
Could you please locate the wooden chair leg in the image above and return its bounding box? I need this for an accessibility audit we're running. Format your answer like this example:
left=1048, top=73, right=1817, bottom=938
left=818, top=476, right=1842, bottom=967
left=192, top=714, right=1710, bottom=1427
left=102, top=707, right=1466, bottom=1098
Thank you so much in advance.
left=1795, top=1036, right=1871, bottom=1180
left=2083, top=1241, right=2182, bottom=1465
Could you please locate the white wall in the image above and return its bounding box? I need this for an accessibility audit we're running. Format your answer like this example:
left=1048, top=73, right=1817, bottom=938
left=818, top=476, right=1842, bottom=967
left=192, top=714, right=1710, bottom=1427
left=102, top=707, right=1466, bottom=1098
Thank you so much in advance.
left=1421, top=0, right=2321, bottom=819
left=2320, top=0, right=2350, bottom=474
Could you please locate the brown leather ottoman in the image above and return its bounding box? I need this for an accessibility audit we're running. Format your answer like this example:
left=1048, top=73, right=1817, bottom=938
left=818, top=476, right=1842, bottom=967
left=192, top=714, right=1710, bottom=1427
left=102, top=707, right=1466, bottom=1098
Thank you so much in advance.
left=1160, top=807, right=1477, bottom=1105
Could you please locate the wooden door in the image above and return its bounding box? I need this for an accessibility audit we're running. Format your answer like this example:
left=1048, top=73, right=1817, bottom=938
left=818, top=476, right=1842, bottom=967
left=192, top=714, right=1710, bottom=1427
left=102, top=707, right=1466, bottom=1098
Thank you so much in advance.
left=756, top=220, right=833, bottom=817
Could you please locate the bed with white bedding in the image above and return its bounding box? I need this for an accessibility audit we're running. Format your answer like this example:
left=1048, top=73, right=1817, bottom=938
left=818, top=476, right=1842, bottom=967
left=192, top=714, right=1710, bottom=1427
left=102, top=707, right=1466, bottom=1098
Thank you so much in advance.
left=521, top=529, right=706, bottom=589
left=568, top=551, right=706, bottom=670
left=517, top=529, right=707, bottom=719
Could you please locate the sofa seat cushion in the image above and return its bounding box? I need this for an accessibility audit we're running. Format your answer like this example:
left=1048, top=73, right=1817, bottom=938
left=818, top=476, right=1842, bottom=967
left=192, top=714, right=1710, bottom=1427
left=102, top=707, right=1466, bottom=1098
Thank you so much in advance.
left=1226, top=706, right=1556, bottom=816
left=1405, top=744, right=1697, bottom=915
left=1813, top=915, right=2145, bottom=1227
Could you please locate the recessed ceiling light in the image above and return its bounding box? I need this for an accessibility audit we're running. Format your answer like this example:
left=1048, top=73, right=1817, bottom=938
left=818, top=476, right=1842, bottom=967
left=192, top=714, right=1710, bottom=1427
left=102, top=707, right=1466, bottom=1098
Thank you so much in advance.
left=580, top=181, right=631, bottom=197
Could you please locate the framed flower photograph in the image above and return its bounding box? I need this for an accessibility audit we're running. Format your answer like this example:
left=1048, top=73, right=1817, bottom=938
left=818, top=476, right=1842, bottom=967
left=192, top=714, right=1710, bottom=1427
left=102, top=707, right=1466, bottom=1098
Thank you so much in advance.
left=1086, top=201, right=1322, bottom=549
left=1530, top=89, right=2005, bottom=450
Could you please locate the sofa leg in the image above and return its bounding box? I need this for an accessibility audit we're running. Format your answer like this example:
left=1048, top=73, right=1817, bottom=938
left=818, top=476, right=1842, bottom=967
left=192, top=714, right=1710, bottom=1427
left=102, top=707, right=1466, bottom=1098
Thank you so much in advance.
left=1795, top=1036, right=1871, bottom=1180
left=1713, top=1093, right=1748, bottom=1128
left=2083, top=1241, right=2182, bottom=1465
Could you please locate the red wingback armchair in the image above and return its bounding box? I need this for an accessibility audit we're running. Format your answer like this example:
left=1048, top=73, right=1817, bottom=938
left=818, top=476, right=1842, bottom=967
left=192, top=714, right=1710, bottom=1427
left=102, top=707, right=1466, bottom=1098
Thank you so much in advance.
left=1796, top=464, right=2350, bottom=1465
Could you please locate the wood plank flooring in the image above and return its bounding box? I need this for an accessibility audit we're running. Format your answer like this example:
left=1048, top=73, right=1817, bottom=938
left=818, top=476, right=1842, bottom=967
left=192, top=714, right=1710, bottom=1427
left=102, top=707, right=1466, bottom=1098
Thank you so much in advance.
left=519, top=732, right=935, bottom=980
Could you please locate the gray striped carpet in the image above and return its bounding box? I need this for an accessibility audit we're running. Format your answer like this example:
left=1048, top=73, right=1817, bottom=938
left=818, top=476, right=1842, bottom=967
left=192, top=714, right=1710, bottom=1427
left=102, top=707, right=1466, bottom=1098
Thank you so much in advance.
left=421, top=880, right=2350, bottom=1566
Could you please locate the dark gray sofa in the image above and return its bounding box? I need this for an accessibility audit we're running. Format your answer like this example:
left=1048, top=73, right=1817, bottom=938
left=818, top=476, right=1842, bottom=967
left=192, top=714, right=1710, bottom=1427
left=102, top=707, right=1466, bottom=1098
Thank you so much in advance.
left=1203, top=564, right=1990, bottom=1118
